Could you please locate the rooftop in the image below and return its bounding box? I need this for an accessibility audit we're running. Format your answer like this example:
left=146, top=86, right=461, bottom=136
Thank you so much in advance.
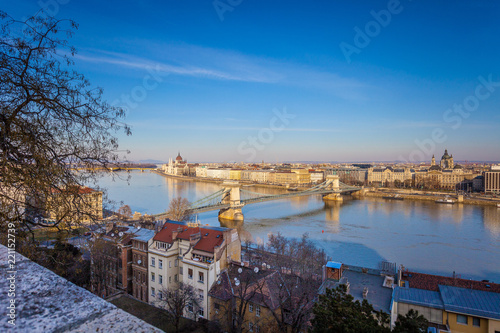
left=0, top=245, right=163, bottom=332
left=439, top=285, right=500, bottom=320
left=400, top=271, right=500, bottom=293
left=320, top=265, right=394, bottom=314
left=153, top=220, right=227, bottom=253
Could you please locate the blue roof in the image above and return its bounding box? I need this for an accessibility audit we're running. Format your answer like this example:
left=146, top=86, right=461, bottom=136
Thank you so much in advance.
left=131, top=228, right=155, bottom=242
left=393, top=286, right=444, bottom=310
left=326, top=261, right=342, bottom=269
left=439, top=285, right=500, bottom=320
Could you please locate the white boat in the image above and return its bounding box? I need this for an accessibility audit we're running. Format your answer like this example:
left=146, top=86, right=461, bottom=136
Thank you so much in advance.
left=435, top=197, right=455, bottom=204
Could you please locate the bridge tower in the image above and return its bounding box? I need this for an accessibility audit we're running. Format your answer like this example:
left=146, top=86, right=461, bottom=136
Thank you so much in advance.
left=218, top=181, right=244, bottom=222
left=323, top=175, right=343, bottom=202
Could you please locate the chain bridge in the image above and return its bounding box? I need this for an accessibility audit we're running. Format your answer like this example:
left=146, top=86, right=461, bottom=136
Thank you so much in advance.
left=154, top=175, right=362, bottom=222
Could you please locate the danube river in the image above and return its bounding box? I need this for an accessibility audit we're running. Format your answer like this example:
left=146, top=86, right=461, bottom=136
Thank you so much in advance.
left=99, top=171, right=500, bottom=282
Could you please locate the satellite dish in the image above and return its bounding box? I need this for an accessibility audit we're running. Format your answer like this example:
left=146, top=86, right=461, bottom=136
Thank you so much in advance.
left=234, top=277, right=238, bottom=281
left=217, top=280, right=221, bottom=285
left=238, top=268, right=243, bottom=274
left=137, top=226, right=141, bottom=230
left=267, top=265, right=270, bottom=269
left=262, top=263, right=266, bottom=267
left=138, top=260, right=142, bottom=264
left=119, top=232, right=124, bottom=237
left=111, top=233, right=115, bottom=237
left=254, top=267, right=259, bottom=273
left=235, top=280, right=240, bottom=286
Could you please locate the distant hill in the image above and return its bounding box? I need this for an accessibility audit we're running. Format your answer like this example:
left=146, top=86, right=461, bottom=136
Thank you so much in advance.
left=136, top=159, right=166, bottom=164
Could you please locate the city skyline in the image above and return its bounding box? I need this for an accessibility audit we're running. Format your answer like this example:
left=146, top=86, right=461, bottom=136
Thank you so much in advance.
left=5, top=0, right=500, bottom=162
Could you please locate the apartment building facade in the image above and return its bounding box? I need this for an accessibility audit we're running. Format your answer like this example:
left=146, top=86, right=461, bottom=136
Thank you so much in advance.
left=148, top=221, right=241, bottom=320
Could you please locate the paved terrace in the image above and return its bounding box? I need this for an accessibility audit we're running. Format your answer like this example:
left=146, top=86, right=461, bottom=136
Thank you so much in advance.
left=0, top=245, right=164, bottom=333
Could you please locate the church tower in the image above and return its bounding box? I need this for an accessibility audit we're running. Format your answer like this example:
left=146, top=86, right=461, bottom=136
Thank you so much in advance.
left=431, top=155, right=436, bottom=166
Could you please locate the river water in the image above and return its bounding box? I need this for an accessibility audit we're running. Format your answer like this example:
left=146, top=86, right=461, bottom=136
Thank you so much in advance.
left=99, top=171, right=500, bottom=282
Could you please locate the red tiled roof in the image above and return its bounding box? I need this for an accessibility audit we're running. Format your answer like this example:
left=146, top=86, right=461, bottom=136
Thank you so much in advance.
left=401, top=271, right=500, bottom=293
left=153, top=222, right=224, bottom=253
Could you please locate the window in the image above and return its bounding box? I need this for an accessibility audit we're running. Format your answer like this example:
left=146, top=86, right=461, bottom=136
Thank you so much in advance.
left=151, top=257, right=155, bottom=267
left=180, top=267, right=183, bottom=275
left=151, top=287, right=155, bottom=297
left=198, top=307, right=204, bottom=318
left=255, top=325, right=260, bottom=333
left=169, top=276, right=172, bottom=284
left=151, top=272, right=155, bottom=282
left=175, top=259, right=178, bottom=267
left=188, top=268, right=193, bottom=279
left=249, top=303, right=253, bottom=312
left=159, top=259, right=163, bottom=269
left=457, top=314, right=468, bottom=325
left=256, top=305, right=261, bottom=317
left=158, top=291, right=163, bottom=300
left=169, top=261, right=171, bottom=268
left=175, top=274, right=178, bottom=282
left=188, top=302, right=193, bottom=313
left=159, top=275, right=163, bottom=284
left=199, top=289, right=204, bottom=300
left=473, top=317, right=480, bottom=327
left=198, top=271, right=204, bottom=283
left=249, top=322, right=254, bottom=332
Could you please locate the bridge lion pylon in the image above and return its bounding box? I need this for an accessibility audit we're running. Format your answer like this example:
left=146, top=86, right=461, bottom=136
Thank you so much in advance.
left=218, top=181, right=245, bottom=222
left=322, top=175, right=343, bottom=202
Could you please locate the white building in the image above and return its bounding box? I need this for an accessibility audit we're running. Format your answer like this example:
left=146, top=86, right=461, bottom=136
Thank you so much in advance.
left=148, top=221, right=241, bottom=320
left=206, top=168, right=231, bottom=180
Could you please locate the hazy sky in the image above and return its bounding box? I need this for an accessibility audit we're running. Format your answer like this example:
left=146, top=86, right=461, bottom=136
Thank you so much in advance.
left=5, top=0, right=500, bottom=162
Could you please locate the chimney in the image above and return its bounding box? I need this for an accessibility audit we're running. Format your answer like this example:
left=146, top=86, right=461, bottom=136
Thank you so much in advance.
left=190, top=232, right=201, bottom=246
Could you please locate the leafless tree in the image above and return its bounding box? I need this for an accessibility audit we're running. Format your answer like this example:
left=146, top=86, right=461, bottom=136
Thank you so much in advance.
left=258, top=233, right=326, bottom=333
left=117, top=204, right=132, bottom=220
left=88, top=234, right=118, bottom=298
left=166, top=197, right=193, bottom=222
left=156, top=282, right=200, bottom=333
left=0, top=11, right=130, bottom=243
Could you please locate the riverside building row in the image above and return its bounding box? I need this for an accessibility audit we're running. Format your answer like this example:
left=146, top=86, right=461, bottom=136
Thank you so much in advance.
left=93, top=220, right=500, bottom=333
left=160, top=150, right=495, bottom=191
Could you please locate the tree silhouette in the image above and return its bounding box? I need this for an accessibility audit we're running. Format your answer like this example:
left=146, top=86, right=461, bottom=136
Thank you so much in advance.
left=393, top=309, right=428, bottom=333
left=0, top=10, right=130, bottom=242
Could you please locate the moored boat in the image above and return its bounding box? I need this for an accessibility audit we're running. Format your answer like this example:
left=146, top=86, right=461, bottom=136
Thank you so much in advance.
left=435, top=197, right=455, bottom=204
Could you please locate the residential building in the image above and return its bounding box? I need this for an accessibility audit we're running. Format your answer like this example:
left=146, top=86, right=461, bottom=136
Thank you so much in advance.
left=148, top=221, right=241, bottom=320
left=195, top=166, right=207, bottom=178
left=208, top=264, right=282, bottom=332
left=250, top=170, right=272, bottom=183
left=392, top=270, right=500, bottom=333
left=291, top=168, right=311, bottom=184
left=485, top=165, right=500, bottom=194
left=131, top=228, right=155, bottom=303
left=268, top=171, right=299, bottom=185
left=207, top=168, right=231, bottom=179
left=46, top=186, right=102, bottom=224
left=309, top=170, right=324, bottom=183
left=319, top=261, right=395, bottom=317
left=99, top=225, right=137, bottom=297
left=229, top=169, right=242, bottom=180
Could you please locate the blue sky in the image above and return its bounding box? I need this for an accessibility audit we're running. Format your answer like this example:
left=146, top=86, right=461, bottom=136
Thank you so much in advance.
left=5, top=0, right=500, bottom=162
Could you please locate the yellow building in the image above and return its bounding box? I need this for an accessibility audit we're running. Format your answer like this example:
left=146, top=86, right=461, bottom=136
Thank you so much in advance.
left=269, top=171, right=299, bottom=185
left=229, top=169, right=242, bottom=180
left=392, top=271, right=500, bottom=333
left=46, top=186, right=103, bottom=224
left=291, top=168, right=311, bottom=184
